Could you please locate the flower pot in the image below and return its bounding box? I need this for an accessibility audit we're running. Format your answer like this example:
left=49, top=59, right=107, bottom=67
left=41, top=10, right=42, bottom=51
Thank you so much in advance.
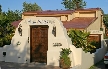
left=59, top=59, right=70, bottom=69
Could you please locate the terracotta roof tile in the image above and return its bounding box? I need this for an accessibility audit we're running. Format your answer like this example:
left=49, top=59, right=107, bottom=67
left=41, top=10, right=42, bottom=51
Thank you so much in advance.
left=23, top=10, right=74, bottom=15
left=75, top=8, right=102, bottom=11
left=11, top=20, right=22, bottom=28
left=63, top=17, right=97, bottom=29
left=23, top=8, right=102, bottom=15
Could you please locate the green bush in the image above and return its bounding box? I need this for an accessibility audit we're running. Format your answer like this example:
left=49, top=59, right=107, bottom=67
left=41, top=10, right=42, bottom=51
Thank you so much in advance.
left=68, top=29, right=96, bottom=53
left=89, top=41, right=100, bottom=53
left=0, top=39, right=3, bottom=47
left=0, top=20, right=15, bottom=47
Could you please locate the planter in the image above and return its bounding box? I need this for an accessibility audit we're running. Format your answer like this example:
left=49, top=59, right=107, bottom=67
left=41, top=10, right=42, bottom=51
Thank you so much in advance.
left=59, top=48, right=71, bottom=69
left=60, top=59, right=70, bottom=69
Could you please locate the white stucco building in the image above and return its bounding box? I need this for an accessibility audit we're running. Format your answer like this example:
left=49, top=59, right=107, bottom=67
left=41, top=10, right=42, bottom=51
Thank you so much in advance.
left=0, top=17, right=76, bottom=67
left=0, top=8, right=107, bottom=69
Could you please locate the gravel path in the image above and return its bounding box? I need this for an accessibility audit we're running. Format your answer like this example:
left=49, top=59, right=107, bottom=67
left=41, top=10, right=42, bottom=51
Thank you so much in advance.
left=0, top=61, right=62, bottom=69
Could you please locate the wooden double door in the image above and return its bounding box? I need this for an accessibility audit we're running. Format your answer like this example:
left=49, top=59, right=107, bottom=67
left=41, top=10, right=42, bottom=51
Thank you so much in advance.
left=30, top=25, right=48, bottom=63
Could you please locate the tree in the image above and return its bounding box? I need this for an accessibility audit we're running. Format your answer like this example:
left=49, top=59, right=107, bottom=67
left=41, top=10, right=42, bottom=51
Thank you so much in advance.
left=6, top=9, right=22, bottom=22
left=103, top=14, right=108, bottom=28
left=0, top=4, right=6, bottom=20
left=0, top=5, right=2, bottom=14
left=0, top=19, right=15, bottom=47
left=61, top=0, right=86, bottom=10
left=0, top=5, right=16, bottom=47
left=0, top=4, right=21, bottom=22
left=0, top=12, right=7, bottom=20
left=22, top=2, right=42, bottom=12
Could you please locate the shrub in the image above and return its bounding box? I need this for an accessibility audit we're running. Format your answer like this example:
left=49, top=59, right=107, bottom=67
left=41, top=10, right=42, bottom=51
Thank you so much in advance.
left=60, top=48, right=72, bottom=68
left=0, top=20, right=15, bottom=47
left=68, top=29, right=96, bottom=53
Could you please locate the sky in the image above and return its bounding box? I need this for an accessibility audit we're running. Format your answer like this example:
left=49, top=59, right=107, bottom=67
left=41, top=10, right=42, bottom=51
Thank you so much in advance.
left=0, top=0, right=108, bottom=14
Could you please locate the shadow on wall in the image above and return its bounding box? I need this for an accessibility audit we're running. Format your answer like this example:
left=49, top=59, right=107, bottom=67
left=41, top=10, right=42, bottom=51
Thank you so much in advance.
left=0, top=38, right=61, bottom=69
left=93, top=39, right=108, bottom=69
left=94, top=39, right=107, bottom=64
left=0, top=38, right=28, bottom=63
left=79, top=39, right=108, bottom=69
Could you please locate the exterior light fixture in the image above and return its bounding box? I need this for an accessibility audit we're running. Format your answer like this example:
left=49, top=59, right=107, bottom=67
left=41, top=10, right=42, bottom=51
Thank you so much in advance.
left=52, top=25, right=56, bottom=37
left=18, top=24, right=22, bottom=36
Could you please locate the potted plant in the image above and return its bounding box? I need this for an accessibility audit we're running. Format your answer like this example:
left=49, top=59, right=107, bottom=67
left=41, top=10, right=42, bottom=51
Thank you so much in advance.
left=59, top=48, right=72, bottom=69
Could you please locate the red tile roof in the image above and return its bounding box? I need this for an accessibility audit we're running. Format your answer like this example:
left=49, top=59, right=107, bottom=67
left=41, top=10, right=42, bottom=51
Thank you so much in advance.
left=11, top=20, right=22, bottom=28
left=23, top=8, right=102, bottom=15
left=75, top=8, right=102, bottom=11
left=23, top=10, right=75, bottom=15
left=63, top=17, right=97, bottom=29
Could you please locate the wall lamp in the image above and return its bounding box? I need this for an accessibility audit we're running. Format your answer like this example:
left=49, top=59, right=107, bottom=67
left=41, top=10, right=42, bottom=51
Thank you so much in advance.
left=18, top=24, right=22, bottom=36
left=52, top=25, right=56, bottom=37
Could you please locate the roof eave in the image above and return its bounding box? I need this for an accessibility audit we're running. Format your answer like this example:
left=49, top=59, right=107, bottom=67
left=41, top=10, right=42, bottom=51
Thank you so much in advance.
left=23, top=13, right=73, bottom=16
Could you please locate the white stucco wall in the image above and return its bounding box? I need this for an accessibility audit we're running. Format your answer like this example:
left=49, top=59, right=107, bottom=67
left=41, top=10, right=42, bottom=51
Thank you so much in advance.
left=0, top=45, right=11, bottom=61
left=0, top=17, right=75, bottom=67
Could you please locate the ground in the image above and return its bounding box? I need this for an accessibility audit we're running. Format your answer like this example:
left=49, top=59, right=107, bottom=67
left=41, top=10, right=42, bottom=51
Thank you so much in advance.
left=0, top=60, right=107, bottom=69
left=89, top=60, right=108, bottom=69
left=0, top=61, right=62, bottom=69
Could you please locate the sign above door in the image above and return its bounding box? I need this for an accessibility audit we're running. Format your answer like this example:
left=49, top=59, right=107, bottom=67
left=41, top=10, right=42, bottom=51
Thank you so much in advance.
left=25, top=19, right=55, bottom=24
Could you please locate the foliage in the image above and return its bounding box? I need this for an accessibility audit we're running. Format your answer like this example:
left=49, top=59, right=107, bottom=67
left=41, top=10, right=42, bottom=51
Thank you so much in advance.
left=5, top=9, right=22, bottom=22
left=22, top=1, right=42, bottom=12
left=60, top=48, right=72, bottom=68
left=0, top=1, right=42, bottom=23
left=89, top=41, right=100, bottom=53
left=0, top=19, right=15, bottom=47
left=104, top=34, right=108, bottom=39
left=0, top=5, right=2, bottom=13
left=68, top=29, right=96, bottom=53
left=0, top=5, right=21, bottom=22
left=0, top=12, right=7, bottom=20
left=60, top=48, right=72, bottom=58
left=61, top=0, right=86, bottom=10
left=103, top=14, right=108, bottom=28
left=90, top=41, right=99, bottom=48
